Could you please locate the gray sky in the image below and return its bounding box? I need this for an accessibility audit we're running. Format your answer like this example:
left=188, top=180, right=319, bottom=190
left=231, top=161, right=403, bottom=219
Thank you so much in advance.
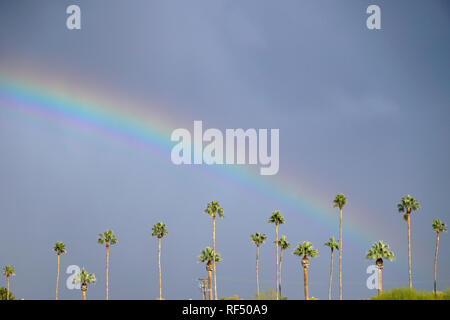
left=0, top=0, right=449, bottom=299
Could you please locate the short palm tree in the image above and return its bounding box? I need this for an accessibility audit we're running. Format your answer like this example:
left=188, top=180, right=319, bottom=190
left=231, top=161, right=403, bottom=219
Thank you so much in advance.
left=293, top=241, right=318, bottom=300
left=324, top=237, right=339, bottom=300
left=432, top=219, right=447, bottom=295
left=268, top=210, right=285, bottom=300
left=53, top=241, right=67, bottom=300
left=73, top=268, right=96, bottom=300
left=97, top=230, right=117, bottom=300
left=276, top=235, right=290, bottom=297
left=251, top=232, right=267, bottom=298
left=152, top=222, right=168, bottom=300
left=2, top=265, right=15, bottom=301
left=204, top=201, right=224, bottom=300
left=366, top=241, right=394, bottom=296
left=198, top=247, right=221, bottom=300
left=397, top=195, right=420, bottom=288
left=333, top=193, right=346, bottom=300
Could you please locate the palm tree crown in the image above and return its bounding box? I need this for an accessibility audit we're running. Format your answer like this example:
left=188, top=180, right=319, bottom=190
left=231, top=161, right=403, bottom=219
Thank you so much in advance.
left=432, top=219, right=447, bottom=233
left=268, top=211, right=285, bottom=225
left=276, top=235, right=290, bottom=250
left=53, top=241, right=67, bottom=255
left=98, top=230, right=118, bottom=245
left=293, top=241, right=318, bottom=258
left=73, top=268, right=96, bottom=285
left=2, top=265, right=15, bottom=277
left=152, top=222, right=168, bottom=238
left=204, top=201, right=224, bottom=218
left=366, top=241, right=395, bottom=262
left=333, top=194, right=347, bottom=209
left=251, top=233, right=267, bottom=246
left=397, top=195, right=420, bottom=220
left=324, top=237, right=340, bottom=251
left=198, top=247, right=222, bottom=263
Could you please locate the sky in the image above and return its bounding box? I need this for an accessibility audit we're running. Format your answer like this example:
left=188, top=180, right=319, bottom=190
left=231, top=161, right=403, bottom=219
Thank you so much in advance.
left=0, top=0, right=449, bottom=300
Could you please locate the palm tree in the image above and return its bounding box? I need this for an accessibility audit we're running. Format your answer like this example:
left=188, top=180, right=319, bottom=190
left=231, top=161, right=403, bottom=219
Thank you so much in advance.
left=333, top=193, right=346, bottom=300
left=397, top=195, right=420, bottom=288
left=98, top=230, right=117, bottom=300
left=251, top=232, right=267, bottom=298
left=268, top=210, right=285, bottom=300
left=366, top=241, right=394, bottom=296
left=73, top=268, right=96, bottom=300
left=198, top=247, right=221, bottom=300
left=324, top=237, right=339, bottom=300
left=53, top=241, right=67, bottom=300
left=293, top=242, right=318, bottom=300
left=2, top=265, right=15, bottom=301
left=152, top=222, right=168, bottom=300
left=203, top=201, right=224, bottom=300
left=432, top=219, right=447, bottom=295
left=276, top=235, right=290, bottom=297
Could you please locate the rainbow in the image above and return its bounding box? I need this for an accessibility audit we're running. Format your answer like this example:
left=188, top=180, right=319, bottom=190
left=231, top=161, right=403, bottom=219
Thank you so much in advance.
left=0, top=65, right=384, bottom=252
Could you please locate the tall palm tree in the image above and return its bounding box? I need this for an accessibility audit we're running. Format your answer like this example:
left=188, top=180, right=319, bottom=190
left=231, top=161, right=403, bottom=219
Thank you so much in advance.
left=276, top=235, right=290, bottom=297
left=53, top=241, right=67, bottom=300
left=397, top=195, right=420, bottom=288
left=73, top=268, right=96, bottom=300
left=2, top=265, right=15, bottom=301
left=251, top=232, right=267, bottom=298
left=198, top=247, right=221, bottom=300
left=333, top=193, right=346, bottom=300
left=97, top=230, right=117, bottom=300
left=366, top=241, right=394, bottom=296
left=432, top=219, right=447, bottom=295
left=152, top=222, right=168, bottom=300
left=324, top=237, right=339, bottom=300
left=268, top=210, right=285, bottom=300
left=293, top=242, right=318, bottom=300
left=204, top=201, right=224, bottom=300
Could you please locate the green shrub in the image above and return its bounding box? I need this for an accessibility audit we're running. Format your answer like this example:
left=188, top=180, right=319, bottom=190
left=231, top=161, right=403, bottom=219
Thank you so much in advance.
left=369, top=287, right=450, bottom=300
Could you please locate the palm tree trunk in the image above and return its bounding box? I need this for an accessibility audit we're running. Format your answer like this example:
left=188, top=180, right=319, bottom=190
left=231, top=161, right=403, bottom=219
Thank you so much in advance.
left=212, top=215, right=217, bottom=300
left=407, top=213, right=412, bottom=288
left=378, top=267, right=382, bottom=296
left=279, top=248, right=283, bottom=297
left=303, top=267, right=308, bottom=300
left=328, top=249, right=333, bottom=300
left=339, top=207, right=343, bottom=300
left=208, top=270, right=213, bottom=300
left=275, top=223, right=279, bottom=300
left=82, top=290, right=86, bottom=300
left=6, top=275, right=10, bottom=301
left=256, top=245, right=260, bottom=298
left=434, top=231, right=439, bottom=295
left=158, top=237, right=162, bottom=299
left=106, top=243, right=110, bottom=300
left=56, top=253, right=60, bottom=300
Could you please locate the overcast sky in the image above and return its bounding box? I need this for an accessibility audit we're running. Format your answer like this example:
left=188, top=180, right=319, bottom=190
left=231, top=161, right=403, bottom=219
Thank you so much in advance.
left=0, top=0, right=449, bottom=299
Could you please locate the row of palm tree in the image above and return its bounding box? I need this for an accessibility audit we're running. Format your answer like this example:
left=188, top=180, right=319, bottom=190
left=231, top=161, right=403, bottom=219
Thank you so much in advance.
left=1, top=195, right=447, bottom=300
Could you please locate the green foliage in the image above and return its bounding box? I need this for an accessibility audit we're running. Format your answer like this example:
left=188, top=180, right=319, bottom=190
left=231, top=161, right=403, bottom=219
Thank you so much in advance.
left=333, top=194, right=347, bottom=209
left=324, top=237, right=340, bottom=251
left=268, top=211, right=285, bottom=225
left=204, top=201, right=224, bottom=218
left=152, top=222, right=168, bottom=238
left=98, top=230, right=118, bottom=246
left=2, top=265, right=15, bottom=277
left=253, top=288, right=287, bottom=300
left=198, top=247, right=222, bottom=263
left=251, top=232, right=267, bottom=246
left=73, top=268, right=96, bottom=285
left=366, top=241, right=394, bottom=261
left=397, top=195, right=420, bottom=221
left=368, top=287, right=450, bottom=300
left=220, top=294, right=242, bottom=300
left=432, top=219, right=447, bottom=233
left=293, top=241, right=318, bottom=258
left=0, top=287, right=15, bottom=300
left=53, top=241, right=67, bottom=255
left=275, top=235, right=290, bottom=250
